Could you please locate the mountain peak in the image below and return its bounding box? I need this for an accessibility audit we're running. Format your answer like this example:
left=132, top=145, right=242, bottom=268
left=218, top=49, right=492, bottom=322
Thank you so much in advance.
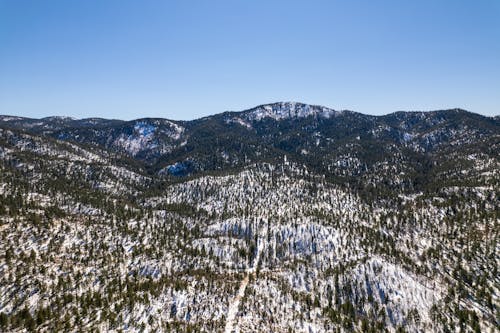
left=242, top=102, right=338, bottom=121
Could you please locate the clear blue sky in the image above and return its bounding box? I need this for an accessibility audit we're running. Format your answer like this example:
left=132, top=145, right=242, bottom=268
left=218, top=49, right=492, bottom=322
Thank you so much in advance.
left=1, top=0, right=499, bottom=120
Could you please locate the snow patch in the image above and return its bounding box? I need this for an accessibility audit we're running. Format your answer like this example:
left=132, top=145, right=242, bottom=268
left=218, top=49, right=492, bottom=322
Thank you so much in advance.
left=244, top=102, right=337, bottom=121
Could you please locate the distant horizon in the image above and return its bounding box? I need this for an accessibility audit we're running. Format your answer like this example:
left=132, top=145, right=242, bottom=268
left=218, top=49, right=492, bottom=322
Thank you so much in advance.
left=0, top=101, right=497, bottom=122
left=1, top=1, right=499, bottom=119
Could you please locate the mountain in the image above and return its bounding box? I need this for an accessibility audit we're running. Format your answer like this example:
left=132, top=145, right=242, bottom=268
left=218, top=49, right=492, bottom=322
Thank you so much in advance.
left=0, top=103, right=498, bottom=332
left=2, top=103, right=497, bottom=193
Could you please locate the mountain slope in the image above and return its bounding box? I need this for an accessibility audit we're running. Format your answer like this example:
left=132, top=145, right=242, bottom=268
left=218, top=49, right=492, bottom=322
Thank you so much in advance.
left=0, top=103, right=498, bottom=332
left=2, top=103, right=497, bottom=195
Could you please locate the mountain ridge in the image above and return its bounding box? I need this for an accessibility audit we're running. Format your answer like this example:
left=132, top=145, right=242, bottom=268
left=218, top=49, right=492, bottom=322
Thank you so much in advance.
left=1, top=102, right=497, bottom=124
left=1, top=102, right=498, bottom=187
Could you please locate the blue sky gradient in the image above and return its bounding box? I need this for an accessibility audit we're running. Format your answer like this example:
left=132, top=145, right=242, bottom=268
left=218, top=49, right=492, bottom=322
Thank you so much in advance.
left=1, top=0, right=499, bottom=119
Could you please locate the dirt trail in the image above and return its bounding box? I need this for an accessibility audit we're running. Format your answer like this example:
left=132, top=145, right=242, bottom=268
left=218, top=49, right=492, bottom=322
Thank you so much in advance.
left=224, top=236, right=263, bottom=333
